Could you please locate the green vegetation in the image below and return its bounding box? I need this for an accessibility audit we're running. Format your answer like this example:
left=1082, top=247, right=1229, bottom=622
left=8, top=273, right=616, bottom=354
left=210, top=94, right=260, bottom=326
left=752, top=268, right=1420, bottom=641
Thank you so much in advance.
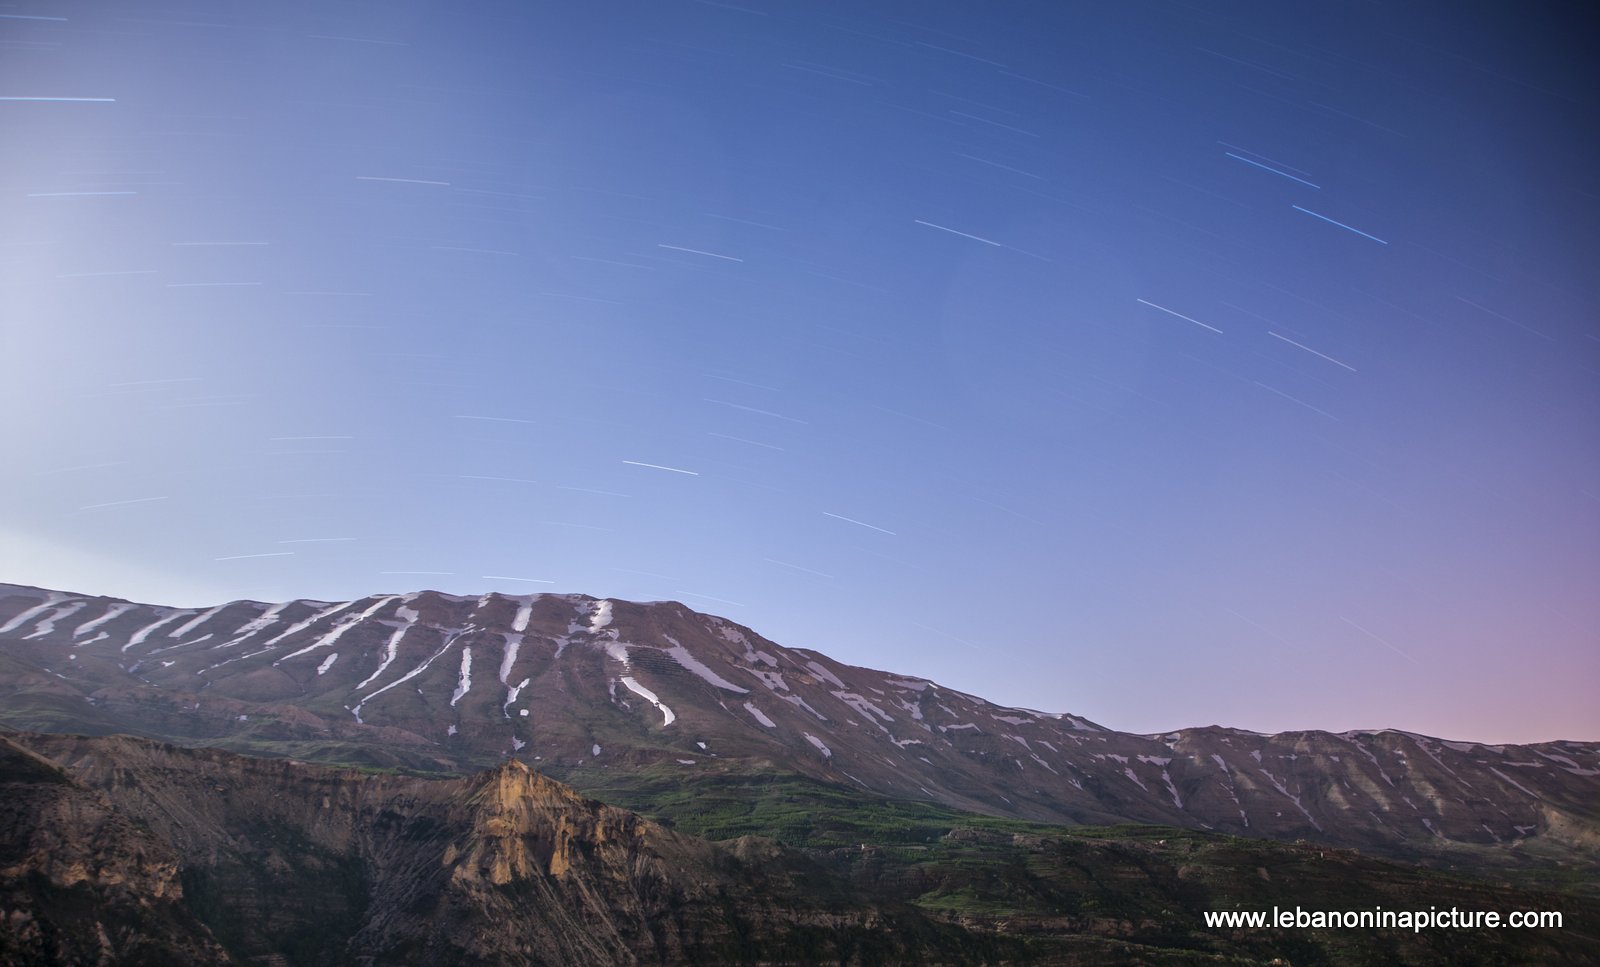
left=570, top=766, right=1600, bottom=966
left=568, top=764, right=1047, bottom=847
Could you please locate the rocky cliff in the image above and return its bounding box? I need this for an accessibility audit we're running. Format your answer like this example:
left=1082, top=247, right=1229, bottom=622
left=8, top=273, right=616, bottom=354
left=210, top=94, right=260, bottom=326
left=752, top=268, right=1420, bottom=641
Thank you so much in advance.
left=0, top=736, right=229, bottom=966
left=7, top=732, right=992, bottom=966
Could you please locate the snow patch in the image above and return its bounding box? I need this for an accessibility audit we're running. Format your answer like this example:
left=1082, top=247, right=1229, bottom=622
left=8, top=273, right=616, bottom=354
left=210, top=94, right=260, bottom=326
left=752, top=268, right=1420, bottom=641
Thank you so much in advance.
left=353, top=625, right=466, bottom=720
left=886, top=677, right=931, bottom=691
left=122, top=611, right=194, bottom=652
left=804, top=659, right=845, bottom=688
left=588, top=599, right=613, bottom=633
left=450, top=647, right=473, bottom=706
left=148, top=632, right=213, bottom=656
left=1257, top=769, right=1322, bottom=831
left=804, top=732, right=832, bottom=757
left=1488, top=767, right=1540, bottom=800
left=1340, top=734, right=1397, bottom=786
left=316, top=653, right=338, bottom=675
left=746, top=668, right=789, bottom=691
left=714, top=619, right=777, bottom=666
left=592, top=743, right=602, bottom=756
left=23, top=601, right=88, bottom=639
left=512, top=596, right=535, bottom=632
left=778, top=692, right=827, bottom=720
left=72, top=602, right=137, bottom=638
left=213, top=601, right=291, bottom=649
left=0, top=593, right=67, bottom=635
left=504, top=677, right=531, bottom=717
left=168, top=604, right=230, bottom=640
left=356, top=606, right=418, bottom=690
left=498, top=633, right=523, bottom=683
left=260, top=600, right=361, bottom=651
left=620, top=676, right=675, bottom=726
left=1161, top=770, right=1184, bottom=809
left=744, top=702, right=776, bottom=727
left=277, top=596, right=398, bottom=665
left=1533, top=749, right=1600, bottom=776
left=666, top=642, right=749, bottom=693
left=832, top=690, right=894, bottom=724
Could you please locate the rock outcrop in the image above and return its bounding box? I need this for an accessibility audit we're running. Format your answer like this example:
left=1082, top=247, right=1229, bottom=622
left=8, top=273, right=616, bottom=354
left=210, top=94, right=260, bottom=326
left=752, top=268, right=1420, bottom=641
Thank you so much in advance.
left=7, top=732, right=990, bottom=966
left=0, top=735, right=229, bottom=966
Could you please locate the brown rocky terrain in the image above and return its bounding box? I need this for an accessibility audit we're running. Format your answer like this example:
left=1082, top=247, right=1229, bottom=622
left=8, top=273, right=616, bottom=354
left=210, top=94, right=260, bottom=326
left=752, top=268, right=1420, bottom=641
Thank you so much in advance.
left=4, top=731, right=999, bottom=965
left=0, top=736, right=229, bottom=965
left=5, top=731, right=1597, bottom=966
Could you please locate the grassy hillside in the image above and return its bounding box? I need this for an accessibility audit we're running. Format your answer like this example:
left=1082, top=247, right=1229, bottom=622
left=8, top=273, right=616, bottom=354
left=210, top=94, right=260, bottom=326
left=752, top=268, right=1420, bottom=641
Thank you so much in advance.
left=574, top=765, right=1600, bottom=965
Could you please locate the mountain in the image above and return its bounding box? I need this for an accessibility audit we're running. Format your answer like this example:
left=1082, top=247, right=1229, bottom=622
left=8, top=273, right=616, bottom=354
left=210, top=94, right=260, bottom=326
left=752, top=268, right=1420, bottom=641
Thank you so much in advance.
left=2, top=582, right=1597, bottom=873
left=1, top=731, right=1000, bottom=966
left=9, top=731, right=1599, bottom=966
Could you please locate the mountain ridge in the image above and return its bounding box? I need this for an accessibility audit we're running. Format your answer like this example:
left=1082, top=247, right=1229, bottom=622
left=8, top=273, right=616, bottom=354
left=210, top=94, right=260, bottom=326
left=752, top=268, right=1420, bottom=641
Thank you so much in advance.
left=4, top=731, right=1005, bottom=965
left=2, top=581, right=1596, bottom=873
left=14, top=730, right=1598, bottom=965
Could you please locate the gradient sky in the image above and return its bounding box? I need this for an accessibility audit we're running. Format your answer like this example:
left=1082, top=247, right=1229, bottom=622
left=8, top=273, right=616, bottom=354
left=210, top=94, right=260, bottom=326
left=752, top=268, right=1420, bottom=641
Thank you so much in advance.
left=3, top=1, right=1596, bottom=744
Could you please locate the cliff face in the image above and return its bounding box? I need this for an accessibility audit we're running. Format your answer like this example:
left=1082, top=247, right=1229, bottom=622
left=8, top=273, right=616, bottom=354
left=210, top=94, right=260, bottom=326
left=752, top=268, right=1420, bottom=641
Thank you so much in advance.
left=352, top=759, right=747, bottom=966
left=0, top=736, right=229, bottom=966
left=452, top=759, right=657, bottom=885
left=7, top=732, right=986, bottom=967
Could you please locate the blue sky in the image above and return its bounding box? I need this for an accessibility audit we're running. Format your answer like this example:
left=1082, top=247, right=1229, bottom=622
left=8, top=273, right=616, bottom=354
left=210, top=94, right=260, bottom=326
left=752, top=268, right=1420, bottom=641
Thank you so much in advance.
left=3, top=0, right=1596, bottom=743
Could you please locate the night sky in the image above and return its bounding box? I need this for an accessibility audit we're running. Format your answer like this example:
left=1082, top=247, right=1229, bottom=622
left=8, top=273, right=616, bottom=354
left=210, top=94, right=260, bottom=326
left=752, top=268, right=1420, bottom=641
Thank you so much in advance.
left=4, top=1, right=1596, bottom=743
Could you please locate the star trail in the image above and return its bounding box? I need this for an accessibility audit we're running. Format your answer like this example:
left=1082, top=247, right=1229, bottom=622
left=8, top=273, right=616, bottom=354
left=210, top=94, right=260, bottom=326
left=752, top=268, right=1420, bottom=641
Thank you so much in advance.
left=2, top=0, right=1595, bottom=743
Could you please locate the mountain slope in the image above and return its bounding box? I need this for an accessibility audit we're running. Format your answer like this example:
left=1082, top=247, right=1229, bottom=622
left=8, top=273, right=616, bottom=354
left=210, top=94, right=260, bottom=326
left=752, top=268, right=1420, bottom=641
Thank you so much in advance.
left=8, top=731, right=997, bottom=966
left=9, top=731, right=1599, bottom=967
left=0, top=736, right=230, bottom=966
left=2, top=582, right=1596, bottom=870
